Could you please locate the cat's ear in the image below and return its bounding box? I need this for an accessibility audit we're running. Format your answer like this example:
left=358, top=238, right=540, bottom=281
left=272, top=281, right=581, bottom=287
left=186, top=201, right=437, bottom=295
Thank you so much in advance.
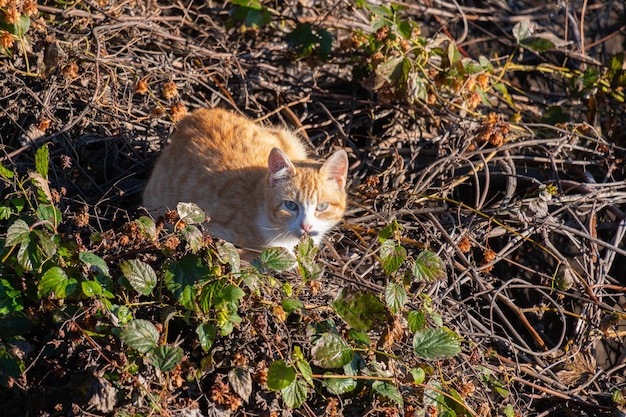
left=322, top=150, right=348, bottom=189
left=268, top=147, right=296, bottom=186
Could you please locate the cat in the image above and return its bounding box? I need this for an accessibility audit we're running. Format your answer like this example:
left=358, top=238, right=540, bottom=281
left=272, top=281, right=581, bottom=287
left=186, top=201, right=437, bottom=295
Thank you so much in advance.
left=143, top=107, right=348, bottom=253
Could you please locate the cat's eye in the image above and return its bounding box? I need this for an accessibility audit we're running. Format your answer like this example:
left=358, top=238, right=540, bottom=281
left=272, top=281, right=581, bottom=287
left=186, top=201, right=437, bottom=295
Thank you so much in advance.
left=316, top=202, right=329, bottom=211
left=284, top=200, right=298, bottom=211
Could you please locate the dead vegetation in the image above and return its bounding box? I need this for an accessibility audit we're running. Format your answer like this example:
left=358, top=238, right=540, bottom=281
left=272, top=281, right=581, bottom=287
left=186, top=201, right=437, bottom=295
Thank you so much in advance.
left=1, top=1, right=625, bottom=416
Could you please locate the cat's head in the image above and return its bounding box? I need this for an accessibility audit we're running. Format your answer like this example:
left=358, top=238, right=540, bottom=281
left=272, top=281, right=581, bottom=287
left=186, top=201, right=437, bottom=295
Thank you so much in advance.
left=261, top=148, right=348, bottom=249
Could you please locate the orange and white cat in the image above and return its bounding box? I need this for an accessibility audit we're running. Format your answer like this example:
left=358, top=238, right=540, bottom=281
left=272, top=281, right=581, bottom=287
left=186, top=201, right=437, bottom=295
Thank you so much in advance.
left=143, top=108, right=348, bottom=252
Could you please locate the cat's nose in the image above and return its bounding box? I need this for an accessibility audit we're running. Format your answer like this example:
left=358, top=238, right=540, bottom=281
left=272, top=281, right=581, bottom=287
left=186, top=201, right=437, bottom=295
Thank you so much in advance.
left=301, top=223, right=312, bottom=233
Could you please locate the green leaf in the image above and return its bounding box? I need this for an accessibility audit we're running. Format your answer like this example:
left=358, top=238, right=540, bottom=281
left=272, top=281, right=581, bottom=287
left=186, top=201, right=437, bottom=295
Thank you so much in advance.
left=281, top=378, right=308, bottom=409
left=373, top=380, right=404, bottom=407
left=196, top=323, right=218, bottom=352
left=79, top=252, right=110, bottom=276
left=17, top=242, right=37, bottom=271
left=148, top=345, right=183, bottom=372
left=347, top=329, right=371, bottom=346
left=0, top=279, right=23, bottom=314
left=295, top=357, right=314, bottom=387
left=267, top=360, right=296, bottom=391
left=380, top=240, right=406, bottom=275
left=542, top=106, right=570, bottom=125
left=136, top=216, right=157, bottom=240
left=17, top=14, right=30, bottom=37
left=411, top=367, right=426, bottom=383
left=413, top=327, right=461, bottom=359
left=81, top=280, right=102, bottom=297
left=35, top=144, right=49, bottom=179
left=384, top=282, right=407, bottom=314
left=408, top=310, right=426, bottom=333
left=165, top=254, right=210, bottom=310
left=5, top=219, right=30, bottom=246
left=503, top=404, right=515, bottom=417
left=521, top=36, right=555, bottom=52
left=281, top=298, right=304, bottom=314
left=0, top=206, right=13, bottom=220
left=176, top=202, right=206, bottom=224
left=32, top=230, right=57, bottom=259
left=610, top=53, right=624, bottom=72
left=0, top=163, right=14, bottom=179
left=311, top=332, right=353, bottom=369
left=120, top=259, right=157, bottom=296
left=332, top=288, right=387, bottom=332
left=228, top=367, right=253, bottom=403
left=378, top=219, right=403, bottom=242
left=181, top=225, right=203, bottom=252
left=230, top=0, right=271, bottom=28
left=120, top=319, right=159, bottom=353
left=38, top=267, right=77, bottom=298
left=217, top=241, right=240, bottom=273
left=296, top=238, right=323, bottom=281
left=258, top=247, right=296, bottom=271
left=322, top=373, right=357, bottom=395
left=36, top=204, right=61, bottom=228
left=222, top=284, right=245, bottom=302
left=411, top=250, right=446, bottom=282
left=493, top=82, right=514, bottom=106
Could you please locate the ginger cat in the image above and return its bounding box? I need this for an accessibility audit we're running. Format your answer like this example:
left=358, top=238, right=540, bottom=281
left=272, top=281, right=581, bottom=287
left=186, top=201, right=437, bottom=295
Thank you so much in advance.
left=143, top=108, right=348, bottom=252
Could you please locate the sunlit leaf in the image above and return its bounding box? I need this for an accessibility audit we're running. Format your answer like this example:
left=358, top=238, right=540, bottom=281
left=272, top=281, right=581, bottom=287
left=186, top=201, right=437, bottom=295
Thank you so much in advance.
left=408, top=310, right=426, bottom=333
left=267, top=360, right=296, bottom=391
left=258, top=247, right=296, bottom=271
left=81, top=280, right=102, bottom=297
left=38, top=267, right=77, bottom=298
left=281, top=378, right=308, bottom=409
left=196, top=323, right=218, bottom=352
left=411, top=250, right=446, bottom=282
left=281, top=298, right=304, bottom=314
left=411, top=367, right=426, bottom=383
left=79, top=252, right=110, bottom=276
left=176, top=202, right=206, bottom=224
left=373, top=380, right=404, bottom=407
left=217, top=241, right=240, bottom=273
left=384, top=282, right=406, bottom=314
left=32, top=230, right=57, bottom=259
left=136, top=216, right=157, bottom=240
left=181, top=225, right=203, bottom=252
left=413, top=327, right=461, bottom=359
left=0, top=163, right=14, bottom=179
left=5, top=219, right=30, bottom=246
left=380, top=240, right=406, bottom=275
left=148, top=345, right=183, bottom=372
left=311, top=333, right=353, bottom=369
left=221, top=284, right=245, bottom=302
left=512, top=20, right=533, bottom=43
left=120, top=319, right=159, bottom=353
left=29, top=173, right=52, bottom=204
left=120, top=259, right=157, bottom=295
left=296, top=358, right=314, bottom=387
left=322, top=373, right=357, bottom=395
left=36, top=204, right=61, bottom=228
left=35, top=144, right=49, bottom=179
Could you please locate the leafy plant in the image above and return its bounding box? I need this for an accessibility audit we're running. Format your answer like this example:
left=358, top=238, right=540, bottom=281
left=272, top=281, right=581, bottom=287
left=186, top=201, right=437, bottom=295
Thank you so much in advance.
left=286, top=23, right=333, bottom=60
